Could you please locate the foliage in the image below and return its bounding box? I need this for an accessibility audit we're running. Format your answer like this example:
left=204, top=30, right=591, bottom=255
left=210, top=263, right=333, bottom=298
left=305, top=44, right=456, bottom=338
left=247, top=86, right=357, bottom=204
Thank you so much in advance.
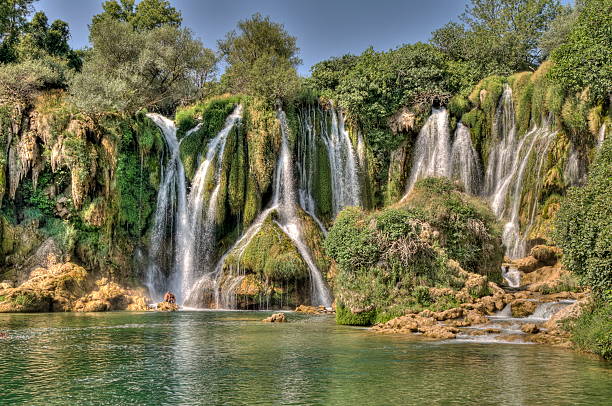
left=0, top=0, right=35, bottom=62
left=326, top=178, right=502, bottom=325
left=549, top=0, right=612, bottom=103
left=554, top=134, right=612, bottom=297
left=566, top=300, right=612, bottom=360
left=70, top=18, right=217, bottom=114
left=92, top=0, right=181, bottom=31
left=218, top=13, right=301, bottom=104
left=0, top=58, right=64, bottom=102
left=431, top=0, right=562, bottom=82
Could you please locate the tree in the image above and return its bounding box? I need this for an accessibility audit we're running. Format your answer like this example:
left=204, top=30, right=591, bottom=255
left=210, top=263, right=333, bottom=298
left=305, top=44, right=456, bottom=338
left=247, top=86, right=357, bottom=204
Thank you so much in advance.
left=0, top=0, right=35, bottom=62
left=91, top=0, right=181, bottom=31
left=431, top=0, right=562, bottom=83
left=549, top=0, right=611, bottom=103
left=70, top=17, right=217, bottom=114
left=218, top=13, right=301, bottom=103
left=537, top=3, right=580, bottom=59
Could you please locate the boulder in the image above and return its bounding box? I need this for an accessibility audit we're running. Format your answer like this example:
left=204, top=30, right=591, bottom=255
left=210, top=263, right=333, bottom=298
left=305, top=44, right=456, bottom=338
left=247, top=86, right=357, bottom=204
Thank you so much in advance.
left=514, top=256, right=540, bottom=273
left=156, top=302, right=179, bottom=312
left=295, top=305, right=320, bottom=314
left=530, top=245, right=561, bottom=265
left=263, top=313, right=286, bottom=323
left=74, top=278, right=149, bottom=312
left=511, top=299, right=537, bottom=318
left=521, top=323, right=540, bottom=334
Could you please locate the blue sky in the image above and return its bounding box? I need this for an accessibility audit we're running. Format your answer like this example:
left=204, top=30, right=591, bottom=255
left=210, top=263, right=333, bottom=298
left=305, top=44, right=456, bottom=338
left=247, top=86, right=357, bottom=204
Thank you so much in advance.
left=35, top=0, right=571, bottom=76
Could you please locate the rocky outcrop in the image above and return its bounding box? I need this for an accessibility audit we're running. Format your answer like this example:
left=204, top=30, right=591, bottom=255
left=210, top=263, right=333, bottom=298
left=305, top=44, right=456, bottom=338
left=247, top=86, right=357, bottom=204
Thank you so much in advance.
left=74, top=278, right=148, bottom=312
left=263, top=313, right=287, bottom=323
left=372, top=314, right=459, bottom=339
left=0, top=259, right=149, bottom=313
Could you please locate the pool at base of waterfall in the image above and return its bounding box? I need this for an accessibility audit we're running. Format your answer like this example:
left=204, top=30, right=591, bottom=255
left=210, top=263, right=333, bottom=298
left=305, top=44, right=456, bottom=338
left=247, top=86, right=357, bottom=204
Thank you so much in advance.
left=1, top=311, right=610, bottom=405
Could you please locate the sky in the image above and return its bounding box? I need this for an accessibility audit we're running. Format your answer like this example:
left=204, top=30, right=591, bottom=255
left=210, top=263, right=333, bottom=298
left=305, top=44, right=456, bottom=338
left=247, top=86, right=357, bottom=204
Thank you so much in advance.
left=35, top=0, right=570, bottom=76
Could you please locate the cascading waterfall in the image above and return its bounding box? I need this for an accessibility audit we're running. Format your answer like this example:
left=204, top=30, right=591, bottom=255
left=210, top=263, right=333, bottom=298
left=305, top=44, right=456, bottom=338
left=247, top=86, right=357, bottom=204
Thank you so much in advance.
left=189, top=108, right=333, bottom=309
left=145, top=106, right=242, bottom=305
left=405, top=108, right=452, bottom=193
left=450, top=123, right=483, bottom=195
left=327, top=107, right=362, bottom=214
left=144, top=113, right=189, bottom=302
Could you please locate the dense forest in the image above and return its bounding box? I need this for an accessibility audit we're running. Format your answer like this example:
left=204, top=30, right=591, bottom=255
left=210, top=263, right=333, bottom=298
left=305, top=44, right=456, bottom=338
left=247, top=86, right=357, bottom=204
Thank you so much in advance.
left=0, top=0, right=610, bottom=358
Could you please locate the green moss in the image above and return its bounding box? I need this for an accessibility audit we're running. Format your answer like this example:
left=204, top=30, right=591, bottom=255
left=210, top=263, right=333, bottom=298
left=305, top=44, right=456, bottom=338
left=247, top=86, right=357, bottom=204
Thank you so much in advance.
left=336, top=303, right=377, bottom=326
left=313, top=135, right=332, bottom=220
left=243, top=175, right=260, bottom=228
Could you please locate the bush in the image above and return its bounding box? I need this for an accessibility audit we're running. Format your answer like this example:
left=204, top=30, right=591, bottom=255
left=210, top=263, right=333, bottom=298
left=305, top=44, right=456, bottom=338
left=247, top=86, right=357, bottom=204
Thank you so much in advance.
left=567, top=300, right=612, bottom=360
left=554, top=135, right=612, bottom=296
left=326, top=177, right=503, bottom=325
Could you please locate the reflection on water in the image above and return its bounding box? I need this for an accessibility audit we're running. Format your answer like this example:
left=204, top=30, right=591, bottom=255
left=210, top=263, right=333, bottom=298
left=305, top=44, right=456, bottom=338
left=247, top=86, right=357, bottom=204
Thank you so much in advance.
left=1, top=311, right=610, bottom=405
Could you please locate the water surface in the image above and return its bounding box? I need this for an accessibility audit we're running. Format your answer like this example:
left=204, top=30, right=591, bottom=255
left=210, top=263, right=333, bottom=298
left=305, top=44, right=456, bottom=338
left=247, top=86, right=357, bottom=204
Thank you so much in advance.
left=1, top=311, right=610, bottom=405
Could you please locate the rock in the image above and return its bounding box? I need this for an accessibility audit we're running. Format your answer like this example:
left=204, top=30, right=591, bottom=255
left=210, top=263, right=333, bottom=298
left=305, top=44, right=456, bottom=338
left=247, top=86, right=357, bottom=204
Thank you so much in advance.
left=156, top=302, right=179, bottom=312
left=295, top=305, right=319, bottom=314
left=543, top=297, right=589, bottom=330
left=388, top=107, right=416, bottom=134
left=74, top=278, right=149, bottom=312
left=263, top=313, right=286, bottom=323
left=521, top=323, right=540, bottom=334
left=464, top=309, right=488, bottom=325
left=433, top=307, right=464, bottom=321
left=530, top=245, right=561, bottom=265
left=484, top=328, right=502, bottom=334
left=420, top=325, right=458, bottom=339
left=514, top=256, right=540, bottom=273
left=511, top=299, right=537, bottom=318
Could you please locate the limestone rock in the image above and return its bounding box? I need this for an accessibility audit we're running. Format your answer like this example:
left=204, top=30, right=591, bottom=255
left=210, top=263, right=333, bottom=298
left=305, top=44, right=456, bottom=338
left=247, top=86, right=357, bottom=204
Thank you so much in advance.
left=74, top=278, right=149, bottom=312
left=156, top=302, right=179, bottom=312
left=263, top=313, right=286, bottom=323
left=295, top=305, right=320, bottom=314
left=521, top=323, right=540, bottom=334
left=511, top=299, right=537, bottom=318
left=514, top=256, right=540, bottom=273
left=529, top=245, right=561, bottom=265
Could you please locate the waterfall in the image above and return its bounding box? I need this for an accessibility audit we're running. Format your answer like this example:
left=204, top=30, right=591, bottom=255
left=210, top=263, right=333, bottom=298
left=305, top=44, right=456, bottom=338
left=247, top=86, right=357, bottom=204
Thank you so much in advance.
left=144, top=113, right=189, bottom=302
left=450, top=123, right=482, bottom=195
left=297, top=104, right=363, bottom=223
left=405, top=108, right=452, bottom=193
left=145, top=106, right=242, bottom=305
left=189, top=108, right=333, bottom=309
left=327, top=107, right=362, bottom=214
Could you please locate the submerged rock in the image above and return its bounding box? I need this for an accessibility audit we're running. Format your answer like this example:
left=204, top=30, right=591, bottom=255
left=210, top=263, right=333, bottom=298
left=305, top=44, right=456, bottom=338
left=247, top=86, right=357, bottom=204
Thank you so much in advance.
left=521, top=323, right=540, bottom=334
left=263, top=313, right=286, bottom=323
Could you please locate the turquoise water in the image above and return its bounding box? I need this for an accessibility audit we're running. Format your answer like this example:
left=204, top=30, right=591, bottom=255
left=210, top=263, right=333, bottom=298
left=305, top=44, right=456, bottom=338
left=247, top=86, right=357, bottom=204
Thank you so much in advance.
left=1, top=311, right=610, bottom=405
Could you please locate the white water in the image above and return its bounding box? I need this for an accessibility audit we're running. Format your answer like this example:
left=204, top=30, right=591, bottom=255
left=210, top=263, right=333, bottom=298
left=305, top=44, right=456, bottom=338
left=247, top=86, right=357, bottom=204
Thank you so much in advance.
left=450, top=123, right=482, bottom=194
left=405, top=108, right=452, bottom=193
left=146, top=107, right=242, bottom=304
left=328, top=107, right=362, bottom=214
left=501, top=266, right=521, bottom=288
left=144, top=113, right=189, bottom=302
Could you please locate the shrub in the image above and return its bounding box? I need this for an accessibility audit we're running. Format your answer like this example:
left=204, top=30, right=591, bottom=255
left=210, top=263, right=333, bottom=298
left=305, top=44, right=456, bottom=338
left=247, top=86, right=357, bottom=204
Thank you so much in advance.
left=567, top=300, right=612, bottom=360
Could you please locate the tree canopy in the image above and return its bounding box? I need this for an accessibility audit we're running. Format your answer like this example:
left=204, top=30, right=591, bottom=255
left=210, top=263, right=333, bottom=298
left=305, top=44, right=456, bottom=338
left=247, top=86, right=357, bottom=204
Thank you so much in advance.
left=91, top=0, right=181, bottom=31
left=218, top=13, right=301, bottom=103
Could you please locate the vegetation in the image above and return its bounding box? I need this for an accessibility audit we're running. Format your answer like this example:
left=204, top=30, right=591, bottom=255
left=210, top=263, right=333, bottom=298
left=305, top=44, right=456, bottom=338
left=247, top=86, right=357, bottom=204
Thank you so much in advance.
left=554, top=134, right=611, bottom=298
left=566, top=300, right=612, bottom=360
left=325, top=178, right=502, bottom=325
left=218, top=13, right=301, bottom=104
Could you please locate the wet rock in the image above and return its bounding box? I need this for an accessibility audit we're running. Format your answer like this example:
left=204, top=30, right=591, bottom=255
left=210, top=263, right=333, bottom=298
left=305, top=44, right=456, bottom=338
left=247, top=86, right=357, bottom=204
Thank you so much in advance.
left=420, top=325, right=458, bottom=339
left=433, top=307, right=464, bottom=321
left=484, top=328, right=502, bottom=334
left=521, top=323, right=540, bottom=334
left=263, top=313, right=286, bottom=323
left=156, top=302, right=179, bottom=312
left=464, top=309, right=488, bottom=325
left=295, top=305, right=319, bottom=314
left=511, top=299, right=537, bottom=318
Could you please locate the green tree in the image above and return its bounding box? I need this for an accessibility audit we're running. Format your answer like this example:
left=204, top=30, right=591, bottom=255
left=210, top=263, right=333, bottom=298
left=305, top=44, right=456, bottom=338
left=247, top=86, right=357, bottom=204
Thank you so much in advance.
left=0, top=0, right=35, bottom=62
left=70, top=17, right=216, bottom=114
left=431, top=0, right=562, bottom=82
left=549, top=0, right=611, bottom=103
left=554, top=134, right=612, bottom=298
left=218, top=13, right=301, bottom=103
left=92, top=0, right=181, bottom=31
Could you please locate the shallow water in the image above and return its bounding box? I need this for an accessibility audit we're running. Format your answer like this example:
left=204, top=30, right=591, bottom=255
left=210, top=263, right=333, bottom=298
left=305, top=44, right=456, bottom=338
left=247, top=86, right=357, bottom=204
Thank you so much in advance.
left=1, top=311, right=610, bottom=405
